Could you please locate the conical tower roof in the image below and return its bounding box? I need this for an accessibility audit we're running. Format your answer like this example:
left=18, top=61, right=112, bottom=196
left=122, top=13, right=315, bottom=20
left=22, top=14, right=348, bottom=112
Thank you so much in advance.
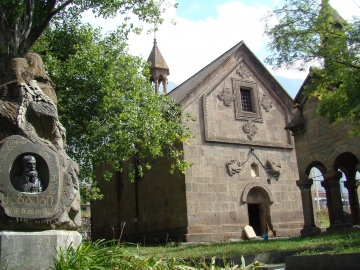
left=147, top=39, right=170, bottom=75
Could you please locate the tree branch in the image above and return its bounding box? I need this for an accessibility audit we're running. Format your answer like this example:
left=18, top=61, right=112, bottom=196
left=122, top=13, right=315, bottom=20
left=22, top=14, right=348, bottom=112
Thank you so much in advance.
left=28, top=0, right=74, bottom=48
left=46, top=0, right=57, bottom=12
left=18, top=0, right=34, bottom=55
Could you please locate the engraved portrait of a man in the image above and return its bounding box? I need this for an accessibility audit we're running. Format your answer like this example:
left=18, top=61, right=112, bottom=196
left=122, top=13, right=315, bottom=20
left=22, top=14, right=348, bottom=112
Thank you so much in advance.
left=13, top=155, right=43, bottom=193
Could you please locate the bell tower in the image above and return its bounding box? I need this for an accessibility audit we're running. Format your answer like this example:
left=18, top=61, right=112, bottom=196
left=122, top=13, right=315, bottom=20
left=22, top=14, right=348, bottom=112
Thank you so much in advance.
left=147, top=38, right=170, bottom=94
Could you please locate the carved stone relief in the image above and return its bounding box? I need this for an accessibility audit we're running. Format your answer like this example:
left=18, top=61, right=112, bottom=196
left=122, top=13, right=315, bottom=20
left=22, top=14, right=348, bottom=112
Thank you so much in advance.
left=259, top=94, right=273, bottom=112
left=0, top=53, right=81, bottom=230
left=236, top=63, right=252, bottom=81
left=243, top=119, right=258, bottom=140
left=232, top=78, right=262, bottom=122
left=203, top=58, right=293, bottom=148
left=265, top=160, right=281, bottom=177
left=217, top=86, right=236, bottom=106
left=225, top=148, right=281, bottom=179
left=226, top=160, right=242, bottom=176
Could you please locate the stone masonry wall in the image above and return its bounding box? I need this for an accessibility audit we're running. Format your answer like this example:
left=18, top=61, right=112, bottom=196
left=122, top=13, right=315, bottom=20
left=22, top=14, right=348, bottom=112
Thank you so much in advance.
left=92, top=155, right=188, bottom=242
left=295, top=95, right=360, bottom=177
left=181, top=53, right=303, bottom=241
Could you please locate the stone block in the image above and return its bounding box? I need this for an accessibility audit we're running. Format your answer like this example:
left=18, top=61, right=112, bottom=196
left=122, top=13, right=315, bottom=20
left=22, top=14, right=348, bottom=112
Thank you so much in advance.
left=0, top=230, right=82, bottom=270
left=244, top=225, right=256, bottom=239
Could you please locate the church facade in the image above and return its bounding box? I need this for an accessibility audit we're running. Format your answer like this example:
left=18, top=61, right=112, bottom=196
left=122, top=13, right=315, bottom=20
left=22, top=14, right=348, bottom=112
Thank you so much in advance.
left=91, top=40, right=304, bottom=242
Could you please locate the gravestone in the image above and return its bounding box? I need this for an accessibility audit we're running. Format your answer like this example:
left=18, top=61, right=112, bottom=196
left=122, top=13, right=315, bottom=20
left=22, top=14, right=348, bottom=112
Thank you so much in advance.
left=0, top=54, right=81, bottom=269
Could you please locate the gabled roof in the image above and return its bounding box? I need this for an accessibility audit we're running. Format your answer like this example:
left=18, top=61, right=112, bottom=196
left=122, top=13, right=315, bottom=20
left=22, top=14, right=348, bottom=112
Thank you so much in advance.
left=168, top=41, right=242, bottom=103
left=294, top=74, right=310, bottom=103
left=147, top=39, right=169, bottom=74
left=168, top=40, right=294, bottom=111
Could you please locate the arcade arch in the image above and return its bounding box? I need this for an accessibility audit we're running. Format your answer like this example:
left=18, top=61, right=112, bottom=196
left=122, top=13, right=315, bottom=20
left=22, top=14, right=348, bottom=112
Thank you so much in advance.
left=297, top=151, right=360, bottom=235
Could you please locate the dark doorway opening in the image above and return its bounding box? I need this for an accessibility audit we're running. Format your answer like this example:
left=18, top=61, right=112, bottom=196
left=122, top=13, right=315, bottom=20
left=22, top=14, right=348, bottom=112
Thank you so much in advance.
left=248, top=204, right=261, bottom=236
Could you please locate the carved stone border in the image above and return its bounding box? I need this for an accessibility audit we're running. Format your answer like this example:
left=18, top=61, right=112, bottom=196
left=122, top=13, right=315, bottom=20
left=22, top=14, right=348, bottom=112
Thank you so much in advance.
left=241, top=182, right=274, bottom=204
left=0, top=135, right=60, bottom=219
left=232, top=78, right=262, bottom=122
left=202, top=58, right=293, bottom=149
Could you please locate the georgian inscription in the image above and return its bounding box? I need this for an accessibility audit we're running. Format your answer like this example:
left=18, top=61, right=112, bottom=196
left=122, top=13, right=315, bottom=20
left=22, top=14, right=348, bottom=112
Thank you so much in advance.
left=39, top=149, right=57, bottom=195
left=1, top=192, right=56, bottom=216
left=1, top=193, right=54, bottom=206
left=0, top=140, right=26, bottom=173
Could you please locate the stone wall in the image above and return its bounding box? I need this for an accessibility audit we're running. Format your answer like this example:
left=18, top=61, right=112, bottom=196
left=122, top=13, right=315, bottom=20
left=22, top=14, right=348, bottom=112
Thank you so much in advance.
left=92, top=151, right=188, bottom=242
left=295, top=95, right=360, bottom=176
left=179, top=48, right=303, bottom=241
left=293, top=90, right=360, bottom=231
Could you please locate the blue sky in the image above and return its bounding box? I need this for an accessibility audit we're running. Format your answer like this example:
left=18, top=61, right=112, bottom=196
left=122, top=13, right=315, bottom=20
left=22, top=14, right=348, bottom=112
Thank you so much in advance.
left=176, top=0, right=277, bottom=20
left=83, top=0, right=360, bottom=97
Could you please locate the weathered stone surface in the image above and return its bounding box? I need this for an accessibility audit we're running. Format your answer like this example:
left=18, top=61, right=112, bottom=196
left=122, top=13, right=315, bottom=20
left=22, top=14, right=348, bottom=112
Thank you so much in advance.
left=0, top=230, right=82, bottom=270
left=0, top=54, right=80, bottom=230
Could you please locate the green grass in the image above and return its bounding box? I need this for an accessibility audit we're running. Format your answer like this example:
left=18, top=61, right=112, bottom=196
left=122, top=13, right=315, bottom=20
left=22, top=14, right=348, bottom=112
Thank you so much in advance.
left=124, top=231, right=360, bottom=258
left=316, top=209, right=330, bottom=228
left=53, top=240, right=256, bottom=269
left=53, top=231, right=360, bottom=269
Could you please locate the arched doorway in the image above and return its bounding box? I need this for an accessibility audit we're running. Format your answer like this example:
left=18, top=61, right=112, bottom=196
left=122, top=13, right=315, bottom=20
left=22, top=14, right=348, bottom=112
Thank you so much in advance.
left=243, top=184, right=274, bottom=236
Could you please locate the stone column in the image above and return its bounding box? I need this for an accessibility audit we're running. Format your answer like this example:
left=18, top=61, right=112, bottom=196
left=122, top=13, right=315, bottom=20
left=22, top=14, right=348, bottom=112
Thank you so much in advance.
left=321, top=179, right=334, bottom=225
left=322, top=171, right=348, bottom=231
left=163, top=78, right=168, bottom=94
left=344, top=180, right=360, bottom=225
left=155, top=78, right=159, bottom=94
left=296, top=178, right=321, bottom=236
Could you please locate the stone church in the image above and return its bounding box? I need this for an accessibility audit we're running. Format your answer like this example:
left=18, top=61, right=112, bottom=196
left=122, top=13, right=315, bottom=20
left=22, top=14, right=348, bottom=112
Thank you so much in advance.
left=91, top=40, right=305, bottom=242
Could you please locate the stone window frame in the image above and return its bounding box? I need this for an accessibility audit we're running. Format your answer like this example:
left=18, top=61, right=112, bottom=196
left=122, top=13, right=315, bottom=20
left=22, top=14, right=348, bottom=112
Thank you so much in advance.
left=232, top=78, right=262, bottom=122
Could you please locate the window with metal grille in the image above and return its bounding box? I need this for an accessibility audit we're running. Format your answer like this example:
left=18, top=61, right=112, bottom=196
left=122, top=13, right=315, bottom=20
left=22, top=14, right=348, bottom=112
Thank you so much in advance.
left=240, top=89, right=253, bottom=112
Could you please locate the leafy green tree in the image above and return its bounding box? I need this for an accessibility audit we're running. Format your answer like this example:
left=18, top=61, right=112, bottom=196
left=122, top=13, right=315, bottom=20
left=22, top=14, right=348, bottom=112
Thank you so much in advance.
left=0, top=0, right=171, bottom=84
left=32, top=20, right=193, bottom=201
left=264, top=0, right=360, bottom=134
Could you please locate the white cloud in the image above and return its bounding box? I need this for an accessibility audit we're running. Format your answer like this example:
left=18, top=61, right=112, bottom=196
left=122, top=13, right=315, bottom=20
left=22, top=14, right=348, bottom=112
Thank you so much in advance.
left=330, top=0, right=360, bottom=20
left=127, top=1, right=270, bottom=85
left=82, top=0, right=360, bottom=85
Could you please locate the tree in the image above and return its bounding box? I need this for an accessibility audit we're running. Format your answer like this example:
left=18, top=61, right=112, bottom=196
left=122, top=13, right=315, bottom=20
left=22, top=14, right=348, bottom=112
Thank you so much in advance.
left=0, top=0, right=172, bottom=84
left=264, top=0, right=360, bottom=134
left=31, top=20, right=193, bottom=201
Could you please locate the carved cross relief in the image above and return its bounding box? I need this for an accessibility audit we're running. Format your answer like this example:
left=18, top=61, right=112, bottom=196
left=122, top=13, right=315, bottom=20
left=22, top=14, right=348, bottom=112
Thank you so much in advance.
left=216, top=63, right=274, bottom=140
left=259, top=94, right=273, bottom=112
left=236, top=63, right=252, bottom=80
left=243, top=119, right=258, bottom=140
left=218, top=86, right=236, bottom=106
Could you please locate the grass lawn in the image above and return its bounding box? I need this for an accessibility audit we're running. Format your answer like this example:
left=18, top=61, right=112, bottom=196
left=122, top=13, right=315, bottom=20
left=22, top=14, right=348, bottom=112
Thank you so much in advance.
left=123, top=230, right=360, bottom=259
left=54, top=231, right=360, bottom=269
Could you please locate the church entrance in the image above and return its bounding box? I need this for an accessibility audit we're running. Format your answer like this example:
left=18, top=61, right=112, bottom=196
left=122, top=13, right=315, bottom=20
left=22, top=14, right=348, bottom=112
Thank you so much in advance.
left=246, top=186, right=274, bottom=236
left=248, top=204, right=262, bottom=235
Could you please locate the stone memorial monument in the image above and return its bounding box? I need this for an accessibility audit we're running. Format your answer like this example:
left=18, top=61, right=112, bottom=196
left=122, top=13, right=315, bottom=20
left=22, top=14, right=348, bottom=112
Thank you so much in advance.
left=0, top=53, right=82, bottom=269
